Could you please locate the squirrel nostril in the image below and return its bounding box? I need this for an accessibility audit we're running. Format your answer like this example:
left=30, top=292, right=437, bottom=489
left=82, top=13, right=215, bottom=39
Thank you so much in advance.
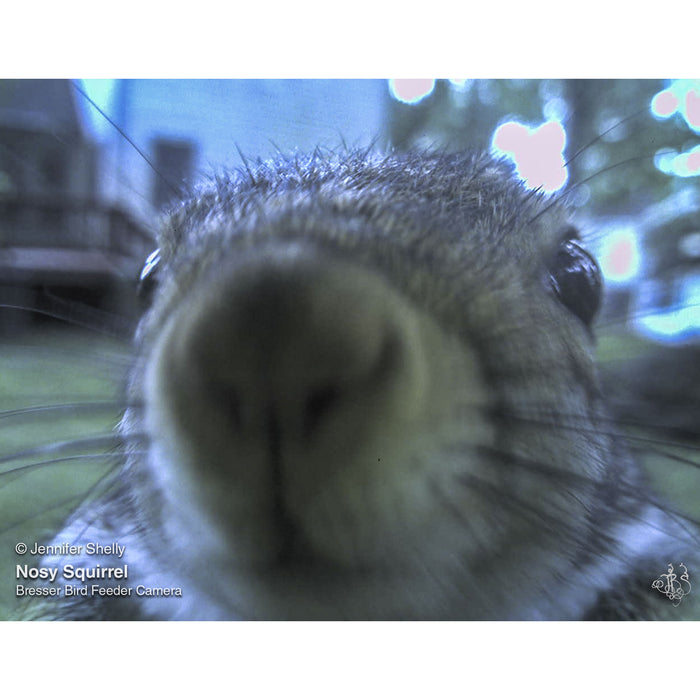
left=207, top=380, right=344, bottom=439
left=303, top=385, right=342, bottom=440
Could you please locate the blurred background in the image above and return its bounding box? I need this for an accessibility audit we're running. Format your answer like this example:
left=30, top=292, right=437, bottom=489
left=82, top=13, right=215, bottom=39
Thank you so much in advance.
left=0, top=78, right=698, bottom=619
left=1, top=79, right=698, bottom=339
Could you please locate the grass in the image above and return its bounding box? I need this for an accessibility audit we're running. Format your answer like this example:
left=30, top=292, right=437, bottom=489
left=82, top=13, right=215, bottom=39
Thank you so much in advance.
left=596, top=331, right=700, bottom=520
left=0, top=327, right=129, bottom=620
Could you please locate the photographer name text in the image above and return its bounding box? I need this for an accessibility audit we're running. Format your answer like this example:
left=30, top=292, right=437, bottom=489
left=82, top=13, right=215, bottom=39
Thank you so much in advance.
left=27, top=541, right=126, bottom=558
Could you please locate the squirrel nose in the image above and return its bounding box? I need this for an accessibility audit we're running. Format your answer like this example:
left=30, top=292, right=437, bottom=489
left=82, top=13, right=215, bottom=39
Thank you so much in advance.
left=172, top=247, right=420, bottom=446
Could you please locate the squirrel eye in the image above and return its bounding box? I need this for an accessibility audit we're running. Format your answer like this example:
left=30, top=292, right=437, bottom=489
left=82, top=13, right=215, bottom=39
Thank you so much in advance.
left=548, top=239, right=602, bottom=327
left=138, top=248, right=161, bottom=303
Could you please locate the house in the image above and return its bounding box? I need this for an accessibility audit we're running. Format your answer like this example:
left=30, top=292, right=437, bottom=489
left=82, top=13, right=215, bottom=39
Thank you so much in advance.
left=0, top=79, right=153, bottom=330
left=90, top=79, right=387, bottom=221
left=0, top=79, right=388, bottom=330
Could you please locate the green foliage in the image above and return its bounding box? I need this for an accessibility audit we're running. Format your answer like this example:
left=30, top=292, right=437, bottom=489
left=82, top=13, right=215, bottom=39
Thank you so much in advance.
left=386, top=79, right=698, bottom=219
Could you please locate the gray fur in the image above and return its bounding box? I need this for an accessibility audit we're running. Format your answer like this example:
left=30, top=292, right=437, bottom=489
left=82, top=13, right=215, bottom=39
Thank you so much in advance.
left=33, top=149, right=699, bottom=620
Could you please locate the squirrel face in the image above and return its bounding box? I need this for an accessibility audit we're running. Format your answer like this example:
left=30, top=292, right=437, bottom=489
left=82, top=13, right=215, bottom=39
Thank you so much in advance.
left=17, top=81, right=698, bottom=622
left=119, top=150, right=633, bottom=619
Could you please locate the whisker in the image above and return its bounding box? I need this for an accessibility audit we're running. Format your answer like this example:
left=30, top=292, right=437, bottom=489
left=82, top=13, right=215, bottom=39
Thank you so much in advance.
left=0, top=433, right=148, bottom=472
left=71, top=80, right=181, bottom=202
left=628, top=442, right=700, bottom=471
left=563, top=106, right=650, bottom=169
left=0, top=450, right=135, bottom=537
left=0, top=300, right=132, bottom=339
left=38, top=287, right=138, bottom=339
left=0, top=451, right=133, bottom=483
left=486, top=405, right=700, bottom=451
left=528, top=149, right=677, bottom=227
left=449, top=468, right=595, bottom=548
left=453, top=442, right=700, bottom=541
left=0, top=401, right=131, bottom=422
left=1, top=491, right=100, bottom=537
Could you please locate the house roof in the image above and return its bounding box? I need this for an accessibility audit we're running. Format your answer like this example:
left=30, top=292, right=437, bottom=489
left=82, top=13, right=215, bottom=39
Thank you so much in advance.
left=0, top=79, right=87, bottom=137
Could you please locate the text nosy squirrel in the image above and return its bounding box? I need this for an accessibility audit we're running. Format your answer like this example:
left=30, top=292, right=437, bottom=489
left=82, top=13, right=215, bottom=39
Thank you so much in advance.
left=34, top=148, right=699, bottom=620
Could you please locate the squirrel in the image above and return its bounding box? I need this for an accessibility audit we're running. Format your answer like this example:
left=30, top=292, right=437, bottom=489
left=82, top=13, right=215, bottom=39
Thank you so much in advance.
left=28, top=147, right=699, bottom=620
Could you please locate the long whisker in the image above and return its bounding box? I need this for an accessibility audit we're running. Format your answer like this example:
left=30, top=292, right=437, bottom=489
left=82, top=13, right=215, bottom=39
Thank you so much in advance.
left=0, top=401, right=132, bottom=422
left=528, top=150, right=677, bottom=226
left=492, top=407, right=700, bottom=451
left=0, top=450, right=139, bottom=537
left=447, top=442, right=700, bottom=544
left=563, top=106, right=651, bottom=169
left=0, top=433, right=149, bottom=473
left=0, top=300, right=132, bottom=339
left=71, top=80, right=181, bottom=202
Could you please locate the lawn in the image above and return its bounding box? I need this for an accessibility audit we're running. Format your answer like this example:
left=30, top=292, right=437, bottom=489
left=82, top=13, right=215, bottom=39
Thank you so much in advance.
left=0, top=328, right=129, bottom=620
